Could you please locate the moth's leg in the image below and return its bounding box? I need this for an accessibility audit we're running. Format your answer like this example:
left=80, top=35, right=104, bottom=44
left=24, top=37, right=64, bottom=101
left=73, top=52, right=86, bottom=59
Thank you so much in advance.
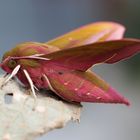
left=26, top=86, right=38, bottom=96
left=23, top=69, right=37, bottom=99
left=34, top=85, right=39, bottom=91
left=43, top=74, right=56, bottom=93
left=1, top=65, right=21, bottom=88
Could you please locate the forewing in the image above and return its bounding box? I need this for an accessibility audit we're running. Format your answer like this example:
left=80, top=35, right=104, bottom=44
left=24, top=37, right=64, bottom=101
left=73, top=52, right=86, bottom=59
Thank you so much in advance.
left=46, top=22, right=125, bottom=49
left=42, top=39, right=140, bottom=71
left=45, top=69, right=129, bottom=105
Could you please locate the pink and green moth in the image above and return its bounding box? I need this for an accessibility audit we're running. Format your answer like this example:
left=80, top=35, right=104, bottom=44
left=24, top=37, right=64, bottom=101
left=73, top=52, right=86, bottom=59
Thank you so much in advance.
left=1, top=21, right=140, bottom=106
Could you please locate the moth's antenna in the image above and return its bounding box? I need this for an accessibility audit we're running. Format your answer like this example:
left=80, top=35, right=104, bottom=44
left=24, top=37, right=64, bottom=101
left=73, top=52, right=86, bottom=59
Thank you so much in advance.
left=2, top=65, right=21, bottom=86
left=13, top=54, right=50, bottom=61
left=23, top=69, right=37, bottom=99
left=27, top=56, right=50, bottom=60
left=1, top=56, right=11, bottom=65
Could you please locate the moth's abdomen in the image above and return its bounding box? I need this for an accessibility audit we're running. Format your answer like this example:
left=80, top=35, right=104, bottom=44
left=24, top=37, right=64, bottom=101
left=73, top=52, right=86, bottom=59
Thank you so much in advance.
left=46, top=70, right=129, bottom=105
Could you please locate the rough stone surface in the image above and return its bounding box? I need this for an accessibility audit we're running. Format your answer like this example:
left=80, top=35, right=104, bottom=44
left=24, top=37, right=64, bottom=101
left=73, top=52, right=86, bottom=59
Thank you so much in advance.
left=0, top=76, right=82, bottom=140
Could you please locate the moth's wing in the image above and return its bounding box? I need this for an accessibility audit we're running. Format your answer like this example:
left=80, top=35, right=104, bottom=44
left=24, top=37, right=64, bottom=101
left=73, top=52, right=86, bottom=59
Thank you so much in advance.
left=42, top=39, right=140, bottom=71
left=46, top=22, right=125, bottom=49
left=44, top=69, right=129, bottom=105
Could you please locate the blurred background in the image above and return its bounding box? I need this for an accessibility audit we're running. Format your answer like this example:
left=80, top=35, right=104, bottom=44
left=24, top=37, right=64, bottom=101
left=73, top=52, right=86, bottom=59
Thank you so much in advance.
left=0, top=0, right=140, bottom=140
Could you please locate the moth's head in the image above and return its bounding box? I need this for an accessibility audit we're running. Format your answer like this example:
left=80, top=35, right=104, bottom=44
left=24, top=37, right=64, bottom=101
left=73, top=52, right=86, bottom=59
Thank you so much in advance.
left=0, top=43, right=26, bottom=73
left=0, top=56, right=18, bottom=73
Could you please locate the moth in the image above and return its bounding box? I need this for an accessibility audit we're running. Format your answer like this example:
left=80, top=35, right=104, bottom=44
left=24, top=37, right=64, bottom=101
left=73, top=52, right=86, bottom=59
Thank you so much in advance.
left=1, top=21, right=140, bottom=105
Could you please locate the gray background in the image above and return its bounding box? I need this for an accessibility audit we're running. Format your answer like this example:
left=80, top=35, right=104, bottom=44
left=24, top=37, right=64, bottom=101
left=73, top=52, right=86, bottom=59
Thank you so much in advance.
left=0, top=0, right=140, bottom=140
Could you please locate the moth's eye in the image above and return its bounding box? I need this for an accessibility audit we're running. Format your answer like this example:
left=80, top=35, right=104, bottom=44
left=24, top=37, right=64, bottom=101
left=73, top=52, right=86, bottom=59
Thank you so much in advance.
left=8, top=60, right=17, bottom=68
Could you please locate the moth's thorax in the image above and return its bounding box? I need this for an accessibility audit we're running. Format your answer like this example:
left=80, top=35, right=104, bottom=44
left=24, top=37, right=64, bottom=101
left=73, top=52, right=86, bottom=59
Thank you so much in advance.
left=16, top=64, right=71, bottom=89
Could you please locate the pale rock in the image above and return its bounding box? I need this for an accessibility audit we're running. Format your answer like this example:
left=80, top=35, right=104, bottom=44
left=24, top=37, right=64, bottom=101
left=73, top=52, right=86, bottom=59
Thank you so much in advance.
left=0, top=76, right=82, bottom=140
